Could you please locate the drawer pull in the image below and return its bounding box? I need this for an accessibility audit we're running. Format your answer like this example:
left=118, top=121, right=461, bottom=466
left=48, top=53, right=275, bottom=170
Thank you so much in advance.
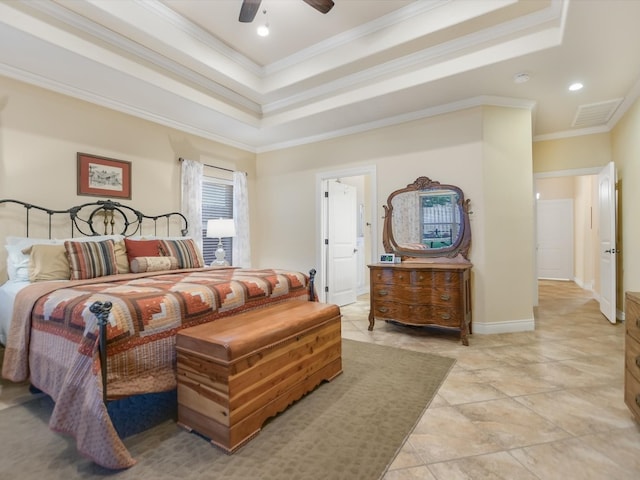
left=440, top=313, right=451, bottom=320
left=637, top=318, right=640, bottom=328
left=440, top=294, right=451, bottom=301
left=378, top=307, right=389, bottom=313
left=636, top=356, right=640, bottom=368
left=378, top=290, right=388, bottom=296
left=636, top=394, right=640, bottom=408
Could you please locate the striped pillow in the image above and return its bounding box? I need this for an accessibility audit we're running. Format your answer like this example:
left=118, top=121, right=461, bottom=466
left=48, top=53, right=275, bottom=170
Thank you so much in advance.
left=159, top=238, right=204, bottom=269
left=65, top=239, right=118, bottom=280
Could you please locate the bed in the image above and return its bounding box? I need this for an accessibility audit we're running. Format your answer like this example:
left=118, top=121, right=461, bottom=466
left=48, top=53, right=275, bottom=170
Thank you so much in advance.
left=0, top=199, right=316, bottom=469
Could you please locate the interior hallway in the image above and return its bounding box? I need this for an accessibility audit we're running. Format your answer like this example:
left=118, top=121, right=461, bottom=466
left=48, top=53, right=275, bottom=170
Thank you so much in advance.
left=341, top=280, right=640, bottom=479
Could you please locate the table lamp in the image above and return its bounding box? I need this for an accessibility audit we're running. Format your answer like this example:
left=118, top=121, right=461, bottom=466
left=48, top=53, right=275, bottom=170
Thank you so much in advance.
left=206, top=218, right=236, bottom=266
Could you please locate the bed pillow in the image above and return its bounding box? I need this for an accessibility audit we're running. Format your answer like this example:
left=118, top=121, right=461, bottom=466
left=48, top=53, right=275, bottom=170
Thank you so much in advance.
left=65, top=239, right=118, bottom=280
left=130, top=256, right=179, bottom=273
left=124, top=238, right=162, bottom=264
left=113, top=240, right=129, bottom=274
left=24, top=244, right=71, bottom=282
left=159, top=238, right=205, bottom=269
left=6, top=237, right=60, bottom=281
left=59, top=235, right=129, bottom=274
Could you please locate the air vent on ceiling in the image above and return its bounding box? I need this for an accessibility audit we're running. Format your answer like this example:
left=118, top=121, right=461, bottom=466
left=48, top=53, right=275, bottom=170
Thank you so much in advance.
left=572, top=99, right=622, bottom=128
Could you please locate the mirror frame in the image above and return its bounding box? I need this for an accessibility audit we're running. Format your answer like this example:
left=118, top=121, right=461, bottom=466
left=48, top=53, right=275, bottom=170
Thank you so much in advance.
left=382, top=176, right=471, bottom=260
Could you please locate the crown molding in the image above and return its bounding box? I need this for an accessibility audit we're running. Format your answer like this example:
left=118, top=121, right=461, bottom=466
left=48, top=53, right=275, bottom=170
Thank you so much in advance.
left=258, top=95, right=536, bottom=153
left=533, top=125, right=610, bottom=142
left=263, top=0, right=564, bottom=115
left=264, top=0, right=446, bottom=75
left=0, top=61, right=258, bottom=153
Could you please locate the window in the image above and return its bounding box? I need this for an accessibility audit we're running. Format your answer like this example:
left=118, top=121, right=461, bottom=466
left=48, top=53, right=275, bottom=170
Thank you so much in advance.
left=202, top=176, right=233, bottom=265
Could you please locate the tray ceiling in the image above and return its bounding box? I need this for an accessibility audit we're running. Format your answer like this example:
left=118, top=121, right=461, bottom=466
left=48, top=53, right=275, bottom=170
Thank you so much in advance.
left=0, top=0, right=639, bottom=152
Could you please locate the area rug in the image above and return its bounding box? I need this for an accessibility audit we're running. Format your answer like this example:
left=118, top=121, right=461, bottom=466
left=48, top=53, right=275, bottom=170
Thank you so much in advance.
left=0, top=339, right=454, bottom=480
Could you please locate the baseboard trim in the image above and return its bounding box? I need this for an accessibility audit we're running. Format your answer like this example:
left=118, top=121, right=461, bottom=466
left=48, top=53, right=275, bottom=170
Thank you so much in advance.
left=472, top=317, right=535, bottom=334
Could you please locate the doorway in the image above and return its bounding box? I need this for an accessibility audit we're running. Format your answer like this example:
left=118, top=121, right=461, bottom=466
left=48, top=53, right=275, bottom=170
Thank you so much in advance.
left=316, top=166, right=377, bottom=305
left=537, top=199, right=574, bottom=280
left=534, top=163, right=617, bottom=321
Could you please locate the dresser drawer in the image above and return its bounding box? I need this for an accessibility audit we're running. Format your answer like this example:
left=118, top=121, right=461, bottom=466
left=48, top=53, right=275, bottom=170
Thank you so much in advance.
left=412, top=270, right=462, bottom=288
left=371, top=268, right=413, bottom=285
left=624, top=368, right=640, bottom=422
left=372, top=285, right=461, bottom=307
left=625, top=334, right=640, bottom=383
left=626, top=293, right=640, bottom=343
left=372, top=301, right=462, bottom=327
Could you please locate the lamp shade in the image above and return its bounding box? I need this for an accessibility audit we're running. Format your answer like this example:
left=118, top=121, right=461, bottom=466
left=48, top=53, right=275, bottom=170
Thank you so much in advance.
left=206, top=218, right=236, bottom=238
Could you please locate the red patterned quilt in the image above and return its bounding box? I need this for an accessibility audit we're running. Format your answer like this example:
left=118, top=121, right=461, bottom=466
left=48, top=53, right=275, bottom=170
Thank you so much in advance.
left=1, top=267, right=311, bottom=469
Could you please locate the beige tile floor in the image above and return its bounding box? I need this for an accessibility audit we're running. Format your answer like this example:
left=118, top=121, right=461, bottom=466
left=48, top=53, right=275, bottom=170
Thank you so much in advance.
left=1, top=280, right=638, bottom=479
left=340, top=280, right=640, bottom=480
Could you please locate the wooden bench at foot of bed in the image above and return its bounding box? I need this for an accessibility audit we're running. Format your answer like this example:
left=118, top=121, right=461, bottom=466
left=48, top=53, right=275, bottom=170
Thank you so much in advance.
left=175, top=300, right=342, bottom=452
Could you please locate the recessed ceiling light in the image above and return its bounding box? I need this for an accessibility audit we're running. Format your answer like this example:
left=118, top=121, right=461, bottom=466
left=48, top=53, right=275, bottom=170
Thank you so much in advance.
left=257, top=8, right=269, bottom=37
left=569, top=82, right=584, bottom=91
left=513, top=72, right=530, bottom=84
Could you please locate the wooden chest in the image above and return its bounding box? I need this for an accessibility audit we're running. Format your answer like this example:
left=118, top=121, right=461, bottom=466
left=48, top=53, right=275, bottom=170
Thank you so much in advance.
left=176, top=301, right=342, bottom=452
left=368, top=262, right=472, bottom=345
left=625, top=292, right=640, bottom=422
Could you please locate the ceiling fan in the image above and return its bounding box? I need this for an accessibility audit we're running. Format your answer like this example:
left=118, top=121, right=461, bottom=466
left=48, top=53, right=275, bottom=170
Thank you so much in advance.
left=239, top=0, right=335, bottom=23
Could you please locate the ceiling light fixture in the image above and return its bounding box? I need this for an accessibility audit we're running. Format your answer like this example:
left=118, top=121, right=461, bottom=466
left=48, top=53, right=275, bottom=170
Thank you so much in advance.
left=257, top=9, right=269, bottom=37
left=513, top=72, right=530, bottom=84
left=569, top=82, right=584, bottom=91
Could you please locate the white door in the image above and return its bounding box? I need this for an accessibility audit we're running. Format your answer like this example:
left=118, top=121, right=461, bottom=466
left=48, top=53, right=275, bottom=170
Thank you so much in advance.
left=598, top=162, right=617, bottom=323
left=537, top=199, right=573, bottom=280
left=327, top=181, right=358, bottom=306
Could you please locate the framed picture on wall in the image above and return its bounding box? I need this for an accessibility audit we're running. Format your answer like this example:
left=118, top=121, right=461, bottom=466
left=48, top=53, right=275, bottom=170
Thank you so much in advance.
left=77, top=153, right=132, bottom=199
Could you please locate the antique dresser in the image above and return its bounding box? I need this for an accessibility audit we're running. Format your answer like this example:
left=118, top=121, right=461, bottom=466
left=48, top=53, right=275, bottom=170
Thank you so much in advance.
left=368, top=262, right=472, bottom=345
left=624, top=291, right=640, bottom=421
left=369, top=176, right=473, bottom=345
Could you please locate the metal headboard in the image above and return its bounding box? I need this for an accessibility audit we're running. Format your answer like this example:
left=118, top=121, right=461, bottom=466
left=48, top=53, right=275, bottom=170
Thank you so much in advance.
left=0, top=198, right=188, bottom=238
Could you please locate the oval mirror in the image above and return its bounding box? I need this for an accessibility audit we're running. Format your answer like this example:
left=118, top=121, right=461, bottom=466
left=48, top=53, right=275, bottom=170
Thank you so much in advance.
left=382, top=176, right=471, bottom=260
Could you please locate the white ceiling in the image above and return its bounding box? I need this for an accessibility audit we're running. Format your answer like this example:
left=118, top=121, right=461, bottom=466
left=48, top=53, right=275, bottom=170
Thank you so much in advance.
left=1, top=0, right=639, bottom=153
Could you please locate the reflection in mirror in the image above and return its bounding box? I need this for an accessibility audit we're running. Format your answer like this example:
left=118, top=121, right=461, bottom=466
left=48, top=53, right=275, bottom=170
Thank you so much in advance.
left=383, top=176, right=471, bottom=260
left=419, top=191, right=461, bottom=248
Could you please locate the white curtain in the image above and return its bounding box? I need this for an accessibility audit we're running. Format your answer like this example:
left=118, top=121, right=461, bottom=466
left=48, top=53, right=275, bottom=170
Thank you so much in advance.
left=232, top=171, right=251, bottom=267
left=181, top=159, right=203, bottom=249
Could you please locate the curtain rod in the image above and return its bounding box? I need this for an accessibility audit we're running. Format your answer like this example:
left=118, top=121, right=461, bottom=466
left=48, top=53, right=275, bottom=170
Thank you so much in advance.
left=178, top=157, right=234, bottom=173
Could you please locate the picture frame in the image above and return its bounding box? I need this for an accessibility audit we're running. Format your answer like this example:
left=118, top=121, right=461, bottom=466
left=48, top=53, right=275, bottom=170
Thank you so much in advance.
left=77, top=153, right=131, bottom=199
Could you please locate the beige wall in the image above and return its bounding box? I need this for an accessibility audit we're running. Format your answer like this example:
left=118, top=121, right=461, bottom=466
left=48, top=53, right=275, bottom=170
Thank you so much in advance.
left=255, top=107, right=485, bottom=272
left=480, top=106, right=534, bottom=330
left=573, top=175, right=598, bottom=291
left=0, top=73, right=571, bottom=332
left=0, top=76, right=256, bottom=280
left=536, top=176, right=574, bottom=200
left=612, top=96, right=640, bottom=303
left=255, top=106, right=535, bottom=330
left=533, top=133, right=611, bottom=173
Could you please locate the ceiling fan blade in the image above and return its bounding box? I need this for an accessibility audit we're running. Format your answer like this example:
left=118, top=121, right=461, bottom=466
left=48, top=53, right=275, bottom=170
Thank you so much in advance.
left=239, top=0, right=261, bottom=23
left=302, top=0, right=335, bottom=14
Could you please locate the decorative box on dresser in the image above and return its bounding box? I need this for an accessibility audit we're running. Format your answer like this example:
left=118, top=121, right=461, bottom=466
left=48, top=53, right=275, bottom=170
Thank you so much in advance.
left=624, top=291, right=640, bottom=421
left=368, top=262, right=472, bottom=345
